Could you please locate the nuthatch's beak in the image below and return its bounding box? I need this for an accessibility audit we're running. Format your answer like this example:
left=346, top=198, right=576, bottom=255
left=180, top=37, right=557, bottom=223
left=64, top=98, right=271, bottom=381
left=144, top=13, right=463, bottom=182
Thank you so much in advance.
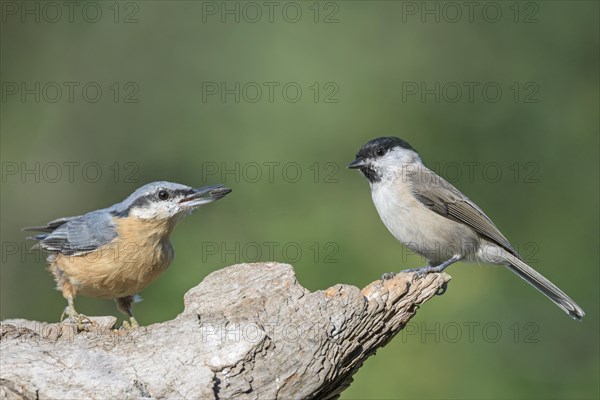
left=347, top=158, right=367, bottom=169
left=179, top=185, right=232, bottom=208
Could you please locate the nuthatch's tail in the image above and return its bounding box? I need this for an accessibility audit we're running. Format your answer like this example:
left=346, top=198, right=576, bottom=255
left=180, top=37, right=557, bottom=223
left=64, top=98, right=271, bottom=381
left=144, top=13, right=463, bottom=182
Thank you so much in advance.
left=505, top=256, right=584, bottom=320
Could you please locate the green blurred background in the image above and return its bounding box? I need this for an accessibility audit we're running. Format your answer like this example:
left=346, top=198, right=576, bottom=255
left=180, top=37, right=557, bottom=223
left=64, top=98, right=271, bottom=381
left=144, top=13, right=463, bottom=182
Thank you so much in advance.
left=1, top=1, right=598, bottom=399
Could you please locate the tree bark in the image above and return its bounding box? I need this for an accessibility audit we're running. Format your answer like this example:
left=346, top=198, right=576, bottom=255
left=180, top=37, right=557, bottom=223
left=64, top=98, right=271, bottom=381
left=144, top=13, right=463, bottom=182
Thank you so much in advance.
left=0, top=262, right=450, bottom=400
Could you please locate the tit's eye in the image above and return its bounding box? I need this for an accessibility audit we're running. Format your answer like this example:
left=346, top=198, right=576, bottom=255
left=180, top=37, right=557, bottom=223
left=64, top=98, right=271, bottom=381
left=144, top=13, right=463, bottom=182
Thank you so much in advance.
left=376, top=147, right=385, bottom=156
left=157, top=190, right=170, bottom=201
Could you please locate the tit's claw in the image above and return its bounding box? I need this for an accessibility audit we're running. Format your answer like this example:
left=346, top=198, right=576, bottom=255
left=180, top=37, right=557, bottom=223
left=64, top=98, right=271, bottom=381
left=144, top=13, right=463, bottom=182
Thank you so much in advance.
left=436, top=282, right=448, bottom=296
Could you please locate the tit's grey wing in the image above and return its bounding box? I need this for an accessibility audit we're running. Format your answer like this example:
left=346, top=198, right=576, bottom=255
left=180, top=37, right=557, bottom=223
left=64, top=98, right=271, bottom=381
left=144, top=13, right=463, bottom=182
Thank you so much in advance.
left=408, top=167, right=518, bottom=257
left=28, top=210, right=118, bottom=256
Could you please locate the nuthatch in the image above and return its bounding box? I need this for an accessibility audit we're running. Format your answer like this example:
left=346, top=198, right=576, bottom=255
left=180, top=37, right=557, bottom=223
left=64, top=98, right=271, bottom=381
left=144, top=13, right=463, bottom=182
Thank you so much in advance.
left=24, top=181, right=232, bottom=328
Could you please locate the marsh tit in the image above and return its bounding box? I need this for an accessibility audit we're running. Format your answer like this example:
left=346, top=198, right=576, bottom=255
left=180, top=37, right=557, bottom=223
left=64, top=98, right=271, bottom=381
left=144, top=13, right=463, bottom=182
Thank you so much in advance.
left=348, top=137, right=584, bottom=320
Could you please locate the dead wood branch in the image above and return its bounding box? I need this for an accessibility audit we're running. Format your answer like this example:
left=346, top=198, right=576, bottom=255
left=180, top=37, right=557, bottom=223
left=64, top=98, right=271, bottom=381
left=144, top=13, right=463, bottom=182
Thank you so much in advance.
left=0, top=262, right=450, bottom=400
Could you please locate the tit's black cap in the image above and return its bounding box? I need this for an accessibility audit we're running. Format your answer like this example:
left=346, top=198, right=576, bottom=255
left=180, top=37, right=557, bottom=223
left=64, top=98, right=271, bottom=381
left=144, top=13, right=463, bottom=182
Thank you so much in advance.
left=355, top=136, right=415, bottom=160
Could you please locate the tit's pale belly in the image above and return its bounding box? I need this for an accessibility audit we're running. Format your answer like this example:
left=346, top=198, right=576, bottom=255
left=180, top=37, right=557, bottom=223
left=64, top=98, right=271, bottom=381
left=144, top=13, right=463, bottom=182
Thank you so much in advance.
left=371, top=182, right=479, bottom=264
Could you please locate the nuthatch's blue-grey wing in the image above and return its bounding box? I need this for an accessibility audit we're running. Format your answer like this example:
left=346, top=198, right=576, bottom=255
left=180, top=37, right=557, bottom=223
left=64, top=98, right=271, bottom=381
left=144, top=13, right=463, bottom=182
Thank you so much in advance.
left=25, top=210, right=118, bottom=256
left=23, top=216, right=80, bottom=233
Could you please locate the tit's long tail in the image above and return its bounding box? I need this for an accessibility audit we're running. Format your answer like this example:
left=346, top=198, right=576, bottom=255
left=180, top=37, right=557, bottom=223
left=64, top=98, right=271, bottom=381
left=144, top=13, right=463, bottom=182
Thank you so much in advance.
left=504, top=255, right=584, bottom=320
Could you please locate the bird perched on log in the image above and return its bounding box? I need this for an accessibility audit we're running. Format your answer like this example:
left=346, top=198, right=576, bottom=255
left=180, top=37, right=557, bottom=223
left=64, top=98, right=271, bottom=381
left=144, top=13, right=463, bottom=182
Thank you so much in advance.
left=24, top=181, right=232, bottom=328
left=349, top=137, right=584, bottom=320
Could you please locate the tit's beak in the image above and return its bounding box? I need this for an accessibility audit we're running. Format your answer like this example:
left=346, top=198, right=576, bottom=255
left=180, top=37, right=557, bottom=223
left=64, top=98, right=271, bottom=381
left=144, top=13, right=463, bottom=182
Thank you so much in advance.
left=347, top=158, right=367, bottom=169
left=179, top=184, right=232, bottom=208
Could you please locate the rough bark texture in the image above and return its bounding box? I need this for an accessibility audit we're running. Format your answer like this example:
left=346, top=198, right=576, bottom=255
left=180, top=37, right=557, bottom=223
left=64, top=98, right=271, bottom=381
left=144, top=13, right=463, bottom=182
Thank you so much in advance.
left=0, top=262, right=450, bottom=400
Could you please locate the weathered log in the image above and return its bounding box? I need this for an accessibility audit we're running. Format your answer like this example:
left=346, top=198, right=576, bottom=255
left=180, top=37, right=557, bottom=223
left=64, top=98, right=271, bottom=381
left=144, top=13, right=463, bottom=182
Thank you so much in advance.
left=0, top=262, right=450, bottom=399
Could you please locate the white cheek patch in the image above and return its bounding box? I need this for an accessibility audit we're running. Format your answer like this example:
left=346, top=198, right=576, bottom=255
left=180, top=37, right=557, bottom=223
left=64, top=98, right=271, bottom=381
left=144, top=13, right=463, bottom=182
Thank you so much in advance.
left=130, top=207, right=158, bottom=219
left=387, top=148, right=418, bottom=165
left=372, top=157, right=403, bottom=181
left=372, top=148, right=421, bottom=181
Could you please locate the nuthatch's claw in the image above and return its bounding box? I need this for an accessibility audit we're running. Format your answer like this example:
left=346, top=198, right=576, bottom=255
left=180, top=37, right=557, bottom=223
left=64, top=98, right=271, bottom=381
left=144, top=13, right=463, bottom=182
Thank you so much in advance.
left=121, top=317, right=139, bottom=330
left=61, top=307, right=95, bottom=331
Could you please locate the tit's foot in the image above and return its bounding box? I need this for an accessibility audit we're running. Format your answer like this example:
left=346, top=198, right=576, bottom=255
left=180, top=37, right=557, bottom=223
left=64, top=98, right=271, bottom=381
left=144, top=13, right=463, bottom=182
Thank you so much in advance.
left=402, top=257, right=460, bottom=276
left=404, top=265, right=444, bottom=276
left=382, top=256, right=459, bottom=281
left=121, top=317, right=139, bottom=330
left=381, top=267, right=430, bottom=280
left=400, top=265, right=431, bottom=275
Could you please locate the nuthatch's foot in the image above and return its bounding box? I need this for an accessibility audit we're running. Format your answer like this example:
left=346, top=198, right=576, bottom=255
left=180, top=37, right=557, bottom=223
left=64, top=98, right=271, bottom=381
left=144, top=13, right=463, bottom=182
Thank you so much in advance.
left=60, top=307, right=95, bottom=331
left=121, top=317, right=140, bottom=330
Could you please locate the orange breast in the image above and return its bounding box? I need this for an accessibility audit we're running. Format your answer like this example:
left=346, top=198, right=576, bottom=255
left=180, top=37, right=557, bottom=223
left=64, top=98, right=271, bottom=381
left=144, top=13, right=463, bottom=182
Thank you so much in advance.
left=53, top=216, right=176, bottom=299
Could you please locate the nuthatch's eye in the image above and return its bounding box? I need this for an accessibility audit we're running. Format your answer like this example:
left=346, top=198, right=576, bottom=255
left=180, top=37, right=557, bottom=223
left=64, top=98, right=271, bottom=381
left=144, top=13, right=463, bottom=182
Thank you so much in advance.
left=157, top=190, right=170, bottom=201
left=376, top=147, right=385, bottom=156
